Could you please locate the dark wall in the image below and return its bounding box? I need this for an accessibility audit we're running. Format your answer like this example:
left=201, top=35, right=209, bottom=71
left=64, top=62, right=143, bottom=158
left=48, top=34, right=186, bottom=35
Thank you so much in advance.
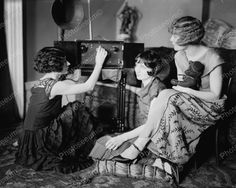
left=24, top=0, right=236, bottom=82
left=24, top=0, right=201, bottom=82
left=209, top=0, right=236, bottom=27
left=119, top=0, right=202, bottom=47
left=25, top=0, right=124, bottom=81
left=25, top=0, right=58, bottom=82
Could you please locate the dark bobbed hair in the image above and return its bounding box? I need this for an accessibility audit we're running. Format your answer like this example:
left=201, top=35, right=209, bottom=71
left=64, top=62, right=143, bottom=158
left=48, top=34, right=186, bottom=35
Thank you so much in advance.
left=168, top=16, right=205, bottom=46
left=135, top=50, right=165, bottom=77
left=34, top=47, right=67, bottom=73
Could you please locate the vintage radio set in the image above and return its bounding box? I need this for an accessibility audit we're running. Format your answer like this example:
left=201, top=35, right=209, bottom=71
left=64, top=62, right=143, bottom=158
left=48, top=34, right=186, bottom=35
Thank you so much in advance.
left=54, top=40, right=144, bottom=132
left=54, top=40, right=144, bottom=70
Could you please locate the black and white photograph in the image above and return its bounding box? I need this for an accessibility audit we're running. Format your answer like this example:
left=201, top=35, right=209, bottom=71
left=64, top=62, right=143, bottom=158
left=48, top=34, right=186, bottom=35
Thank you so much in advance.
left=0, top=0, right=236, bottom=187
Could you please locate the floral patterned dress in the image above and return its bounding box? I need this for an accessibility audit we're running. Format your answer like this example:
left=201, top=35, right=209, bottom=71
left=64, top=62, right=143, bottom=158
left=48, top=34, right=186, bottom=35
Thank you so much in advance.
left=148, top=49, right=226, bottom=165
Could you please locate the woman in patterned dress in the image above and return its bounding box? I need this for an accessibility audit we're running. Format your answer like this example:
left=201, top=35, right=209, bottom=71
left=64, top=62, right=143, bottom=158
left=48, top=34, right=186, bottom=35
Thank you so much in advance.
left=15, top=46, right=107, bottom=173
left=106, top=16, right=226, bottom=178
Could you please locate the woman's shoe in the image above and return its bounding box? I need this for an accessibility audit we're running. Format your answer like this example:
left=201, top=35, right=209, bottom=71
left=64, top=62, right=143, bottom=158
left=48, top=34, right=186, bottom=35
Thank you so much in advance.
left=159, top=157, right=181, bottom=185
left=112, top=155, right=137, bottom=164
left=111, top=143, right=141, bottom=164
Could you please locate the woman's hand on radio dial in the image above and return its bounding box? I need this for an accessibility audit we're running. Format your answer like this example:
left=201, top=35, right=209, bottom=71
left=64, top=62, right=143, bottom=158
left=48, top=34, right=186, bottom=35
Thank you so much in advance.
left=95, top=46, right=107, bottom=68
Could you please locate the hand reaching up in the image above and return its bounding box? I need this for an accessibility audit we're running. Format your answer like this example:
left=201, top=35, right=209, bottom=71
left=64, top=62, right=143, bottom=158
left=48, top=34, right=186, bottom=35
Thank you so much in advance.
left=95, top=46, right=108, bottom=68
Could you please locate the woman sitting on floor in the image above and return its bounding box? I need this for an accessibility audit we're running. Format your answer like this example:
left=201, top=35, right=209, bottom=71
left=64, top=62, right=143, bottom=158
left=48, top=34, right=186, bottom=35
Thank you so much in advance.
left=133, top=49, right=170, bottom=125
left=106, top=16, right=226, bottom=180
left=15, top=46, right=107, bottom=173
left=89, top=49, right=170, bottom=160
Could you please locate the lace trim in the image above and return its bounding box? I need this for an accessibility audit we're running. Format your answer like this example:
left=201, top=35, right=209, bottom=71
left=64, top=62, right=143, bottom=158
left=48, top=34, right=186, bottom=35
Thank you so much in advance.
left=33, top=78, right=57, bottom=97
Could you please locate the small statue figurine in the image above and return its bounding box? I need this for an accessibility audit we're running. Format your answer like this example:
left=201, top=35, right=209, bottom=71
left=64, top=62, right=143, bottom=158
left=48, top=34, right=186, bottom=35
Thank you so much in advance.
left=171, top=61, right=205, bottom=90
left=118, top=2, right=138, bottom=42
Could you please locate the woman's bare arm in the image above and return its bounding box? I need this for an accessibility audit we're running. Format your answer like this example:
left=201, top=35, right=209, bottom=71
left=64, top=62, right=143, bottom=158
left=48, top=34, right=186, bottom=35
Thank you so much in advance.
left=105, top=124, right=145, bottom=150
left=51, top=47, right=107, bottom=96
left=173, top=66, right=223, bottom=101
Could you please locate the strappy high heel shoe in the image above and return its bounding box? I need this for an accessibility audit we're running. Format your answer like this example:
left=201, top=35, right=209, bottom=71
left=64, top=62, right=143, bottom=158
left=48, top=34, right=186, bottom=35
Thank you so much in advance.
left=158, top=157, right=181, bottom=186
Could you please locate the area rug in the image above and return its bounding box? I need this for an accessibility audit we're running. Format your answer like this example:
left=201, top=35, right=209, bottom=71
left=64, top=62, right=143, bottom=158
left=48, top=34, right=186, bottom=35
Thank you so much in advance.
left=0, top=144, right=236, bottom=188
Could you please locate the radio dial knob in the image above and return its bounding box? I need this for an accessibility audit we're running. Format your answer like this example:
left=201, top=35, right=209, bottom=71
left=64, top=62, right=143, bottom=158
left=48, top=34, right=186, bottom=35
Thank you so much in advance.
left=111, top=46, right=119, bottom=52
left=80, top=45, right=88, bottom=53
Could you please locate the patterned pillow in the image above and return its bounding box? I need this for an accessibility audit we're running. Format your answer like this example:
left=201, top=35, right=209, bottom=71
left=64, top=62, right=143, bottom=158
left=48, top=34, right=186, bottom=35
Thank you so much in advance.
left=76, top=159, right=174, bottom=186
left=85, top=135, right=175, bottom=186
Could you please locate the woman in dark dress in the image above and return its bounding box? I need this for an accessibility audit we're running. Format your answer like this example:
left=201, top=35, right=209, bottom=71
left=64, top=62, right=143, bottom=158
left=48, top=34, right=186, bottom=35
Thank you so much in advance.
left=89, top=49, right=170, bottom=159
left=134, top=50, right=169, bottom=125
left=15, top=46, right=107, bottom=173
